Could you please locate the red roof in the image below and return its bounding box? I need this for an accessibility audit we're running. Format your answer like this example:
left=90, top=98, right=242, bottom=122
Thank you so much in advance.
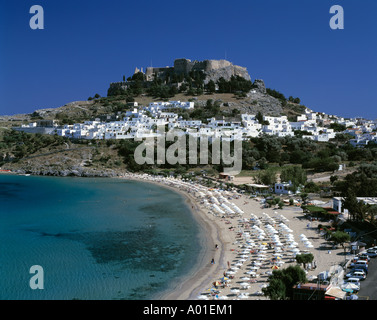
left=327, top=211, right=341, bottom=215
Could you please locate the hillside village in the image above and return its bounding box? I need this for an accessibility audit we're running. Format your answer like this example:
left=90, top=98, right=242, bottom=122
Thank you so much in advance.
left=10, top=57, right=377, bottom=147
left=14, top=99, right=377, bottom=147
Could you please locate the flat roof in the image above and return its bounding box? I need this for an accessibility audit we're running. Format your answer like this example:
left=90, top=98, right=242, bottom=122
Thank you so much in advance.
left=247, top=184, right=270, bottom=188
left=293, top=283, right=330, bottom=291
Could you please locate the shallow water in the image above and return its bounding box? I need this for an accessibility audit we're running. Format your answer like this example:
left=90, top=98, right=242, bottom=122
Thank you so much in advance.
left=0, top=175, right=201, bottom=300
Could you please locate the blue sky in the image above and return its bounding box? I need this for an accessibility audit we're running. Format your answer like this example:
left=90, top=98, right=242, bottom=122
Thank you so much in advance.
left=1, top=0, right=376, bottom=119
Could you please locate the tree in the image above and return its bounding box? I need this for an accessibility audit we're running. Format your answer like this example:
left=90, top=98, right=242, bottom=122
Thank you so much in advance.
left=342, top=190, right=362, bottom=221
left=256, top=111, right=264, bottom=124
left=329, top=231, right=350, bottom=249
left=255, top=168, right=277, bottom=186
left=280, top=166, right=307, bottom=191
left=262, top=278, right=286, bottom=300
left=206, top=80, right=216, bottom=93
left=330, top=175, right=338, bottom=185
left=300, top=192, right=309, bottom=205
left=262, top=265, right=307, bottom=300
left=367, top=205, right=377, bottom=226
left=293, top=97, right=301, bottom=104
left=179, top=83, right=187, bottom=92
left=295, top=253, right=314, bottom=269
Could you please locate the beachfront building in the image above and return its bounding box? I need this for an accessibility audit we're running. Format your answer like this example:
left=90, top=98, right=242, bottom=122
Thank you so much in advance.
left=332, top=196, right=377, bottom=217
left=274, top=181, right=293, bottom=195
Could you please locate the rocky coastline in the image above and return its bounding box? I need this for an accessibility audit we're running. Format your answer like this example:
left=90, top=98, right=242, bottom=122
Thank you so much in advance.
left=8, top=166, right=123, bottom=178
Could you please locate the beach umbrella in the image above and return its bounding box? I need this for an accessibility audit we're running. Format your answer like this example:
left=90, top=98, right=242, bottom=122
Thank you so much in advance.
left=197, top=295, right=209, bottom=300
left=241, top=277, right=251, bottom=281
left=342, top=283, right=359, bottom=291
left=217, top=295, right=229, bottom=300
left=238, top=293, right=248, bottom=299
left=271, top=265, right=279, bottom=270
left=220, top=277, right=229, bottom=282
left=230, top=289, right=240, bottom=294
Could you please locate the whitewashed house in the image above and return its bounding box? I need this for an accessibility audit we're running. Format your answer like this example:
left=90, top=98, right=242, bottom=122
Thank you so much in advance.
left=274, top=181, right=293, bottom=195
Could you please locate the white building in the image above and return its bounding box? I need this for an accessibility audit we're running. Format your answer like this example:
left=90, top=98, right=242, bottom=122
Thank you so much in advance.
left=262, top=115, right=294, bottom=137
left=274, top=182, right=293, bottom=195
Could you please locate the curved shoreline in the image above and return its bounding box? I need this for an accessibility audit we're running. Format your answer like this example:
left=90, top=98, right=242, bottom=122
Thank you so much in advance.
left=121, top=175, right=225, bottom=300
left=119, top=173, right=349, bottom=301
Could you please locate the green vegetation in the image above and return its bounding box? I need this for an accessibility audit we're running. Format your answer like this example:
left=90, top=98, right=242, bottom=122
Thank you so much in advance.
left=295, top=253, right=314, bottom=269
left=107, top=69, right=254, bottom=101
left=335, top=163, right=377, bottom=197
left=328, top=231, right=351, bottom=248
left=262, top=265, right=307, bottom=300
left=0, top=130, right=68, bottom=163
left=280, top=166, right=307, bottom=192
left=216, top=76, right=253, bottom=94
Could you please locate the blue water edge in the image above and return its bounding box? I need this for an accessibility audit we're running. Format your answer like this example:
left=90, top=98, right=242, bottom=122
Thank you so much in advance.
left=0, top=174, right=201, bottom=300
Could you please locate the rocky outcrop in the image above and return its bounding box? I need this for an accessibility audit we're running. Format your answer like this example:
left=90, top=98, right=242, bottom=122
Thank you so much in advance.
left=252, top=79, right=266, bottom=94
left=203, top=63, right=251, bottom=84
left=190, top=88, right=283, bottom=116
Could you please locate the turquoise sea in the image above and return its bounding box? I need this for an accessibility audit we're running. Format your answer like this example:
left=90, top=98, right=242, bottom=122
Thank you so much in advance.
left=0, top=174, right=201, bottom=300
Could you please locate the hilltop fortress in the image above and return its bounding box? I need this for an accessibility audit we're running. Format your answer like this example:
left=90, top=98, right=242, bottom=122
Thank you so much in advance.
left=109, top=58, right=252, bottom=94
left=143, top=58, right=251, bottom=83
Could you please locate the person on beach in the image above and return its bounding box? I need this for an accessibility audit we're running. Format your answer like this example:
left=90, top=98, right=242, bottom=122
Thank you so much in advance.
left=211, top=258, right=215, bottom=264
left=215, top=244, right=219, bottom=249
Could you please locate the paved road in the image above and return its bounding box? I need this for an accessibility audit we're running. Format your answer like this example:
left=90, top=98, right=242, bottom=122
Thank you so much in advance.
left=355, top=257, right=377, bottom=300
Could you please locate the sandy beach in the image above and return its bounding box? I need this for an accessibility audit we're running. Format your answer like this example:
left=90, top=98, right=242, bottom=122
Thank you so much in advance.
left=120, top=173, right=347, bottom=300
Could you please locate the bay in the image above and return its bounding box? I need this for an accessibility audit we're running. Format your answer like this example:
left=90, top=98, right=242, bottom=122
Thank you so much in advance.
left=0, top=174, right=201, bottom=300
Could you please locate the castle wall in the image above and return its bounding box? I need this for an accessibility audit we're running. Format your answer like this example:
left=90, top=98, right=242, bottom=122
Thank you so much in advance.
left=118, top=58, right=251, bottom=84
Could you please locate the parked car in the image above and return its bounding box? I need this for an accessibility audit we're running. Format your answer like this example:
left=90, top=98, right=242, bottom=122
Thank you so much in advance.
left=357, top=254, right=370, bottom=262
left=350, top=260, right=369, bottom=268
left=356, top=257, right=370, bottom=265
left=367, top=247, right=377, bottom=253
left=350, top=266, right=368, bottom=275
left=345, top=271, right=366, bottom=281
left=366, top=249, right=377, bottom=257
left=346, top=268, right=366, bottom=276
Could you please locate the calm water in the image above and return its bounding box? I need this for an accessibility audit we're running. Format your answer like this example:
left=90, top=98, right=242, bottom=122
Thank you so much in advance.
left=0, top=174, right=201, bottom=300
